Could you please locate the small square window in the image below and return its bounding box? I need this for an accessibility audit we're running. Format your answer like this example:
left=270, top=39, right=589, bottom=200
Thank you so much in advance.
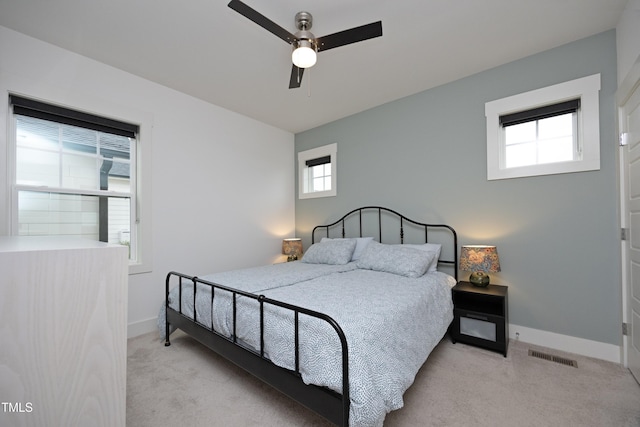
left=486, top=74, right=600, bottom=180
left=298, top=143, right=337, bottom=199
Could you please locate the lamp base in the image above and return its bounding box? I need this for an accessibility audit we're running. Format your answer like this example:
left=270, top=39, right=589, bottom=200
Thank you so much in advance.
left=286, top=255, right=299, bottom=262
left=469, top=272, right=490, bottom=287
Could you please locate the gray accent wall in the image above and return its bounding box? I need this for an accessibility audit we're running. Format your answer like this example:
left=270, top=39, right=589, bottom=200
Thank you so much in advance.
left=295, top=30, right=620, bottom=346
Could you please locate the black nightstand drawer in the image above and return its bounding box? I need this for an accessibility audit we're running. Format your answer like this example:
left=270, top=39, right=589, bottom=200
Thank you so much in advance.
left=453, top=308, right=506, bottom=348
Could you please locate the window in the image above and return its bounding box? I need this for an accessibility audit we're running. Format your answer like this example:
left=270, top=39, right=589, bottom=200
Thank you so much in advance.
left=502, top=99, right=579, bottom=168
left=298, top=143, right=337, bottom=199
left=9, top=95, right=139, bottom=261
left=485, top=74, right=600, bottom=180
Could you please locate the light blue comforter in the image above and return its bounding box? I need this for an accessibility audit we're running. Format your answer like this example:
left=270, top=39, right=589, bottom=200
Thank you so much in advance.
left=159, top=263, right=454, bottom=427
left=158, top=261, right=357, bottom=338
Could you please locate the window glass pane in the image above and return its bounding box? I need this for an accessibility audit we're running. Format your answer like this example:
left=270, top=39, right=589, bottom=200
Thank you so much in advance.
left=323, top=164, right=332, bottom=190
left=312, top=177, right=325, bottom=192
left=505, top=122, right=536, bottom=145
left=109, top=173, right=131, bottom=192
left=311, top=164, right=323, bottom=179
left=18, top=191, right=99, bottom=239
left=505, top=142, right=536, bottom=168
left=538, top=113, right=573, bottom=140
left=100, top=133, right=131, bottom=160
left=109, top=197, right=131, bottom=245
left=16, top=115, right=132, bottom=192
left=504, top=113, right=576, bottom=169
left=16, top=147, right=60, bottom=186
left=307, top=163, right=332, bottom=193
left=18, top=191, right=130, bottom=244
left=16, top=116, right=59, bottom=150
left=62, top=125, right=97, bottom=155
left=61, top=153, right=99, bottom=189
left=538, top=137, right=573, bottom=164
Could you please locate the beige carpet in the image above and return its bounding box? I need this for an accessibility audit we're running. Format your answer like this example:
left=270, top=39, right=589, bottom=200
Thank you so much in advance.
left=127, top=330, right=640, bottom=426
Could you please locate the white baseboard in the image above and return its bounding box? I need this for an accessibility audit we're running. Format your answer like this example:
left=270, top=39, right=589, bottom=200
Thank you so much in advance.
left=509, top=323, right=621, bottom=364
left=128, top=317, right=158, bottom=339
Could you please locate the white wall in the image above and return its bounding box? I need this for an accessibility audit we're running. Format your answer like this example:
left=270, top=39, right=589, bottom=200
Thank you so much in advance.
left=0, top=26, right=295, bottom=337
left=617, top=0, right=640, bottom=83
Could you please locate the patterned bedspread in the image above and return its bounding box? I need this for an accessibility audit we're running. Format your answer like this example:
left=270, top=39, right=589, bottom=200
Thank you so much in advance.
left=157, top=261, right=357, bottom=338
left=159, top=263, right=454, bottom=427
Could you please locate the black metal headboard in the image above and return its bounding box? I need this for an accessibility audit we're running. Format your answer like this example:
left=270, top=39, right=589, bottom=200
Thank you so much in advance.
left=311, top=206, right=458, bottom=280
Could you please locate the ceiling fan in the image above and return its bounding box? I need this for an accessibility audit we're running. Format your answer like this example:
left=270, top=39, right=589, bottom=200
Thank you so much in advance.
left=227, top=0, right=383, bottom=89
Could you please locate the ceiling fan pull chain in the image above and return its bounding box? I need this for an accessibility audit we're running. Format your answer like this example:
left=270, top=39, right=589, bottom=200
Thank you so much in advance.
left=307, top=68, right=312, bottom=97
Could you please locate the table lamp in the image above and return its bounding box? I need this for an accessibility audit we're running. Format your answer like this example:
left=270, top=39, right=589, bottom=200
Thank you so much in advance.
left=282, top=238, right=303, bottom=261
left=459, top=245, right=501, bottom=287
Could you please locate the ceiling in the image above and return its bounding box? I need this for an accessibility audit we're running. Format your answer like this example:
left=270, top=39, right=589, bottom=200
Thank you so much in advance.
left=0, top=0, right=627, bottom=133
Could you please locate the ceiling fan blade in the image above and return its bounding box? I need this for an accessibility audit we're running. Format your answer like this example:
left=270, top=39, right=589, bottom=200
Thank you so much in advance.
left=228, top=0, right=296, bottom=44
left=289, top=65, right=304, bottom=89
left=316, top=21, right=382, bottom=52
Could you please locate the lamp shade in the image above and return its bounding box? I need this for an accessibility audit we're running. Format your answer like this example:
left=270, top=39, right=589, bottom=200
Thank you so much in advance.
left=282, top=238, right=303, bottom=261
left=459, top=245, right=501, bottom=286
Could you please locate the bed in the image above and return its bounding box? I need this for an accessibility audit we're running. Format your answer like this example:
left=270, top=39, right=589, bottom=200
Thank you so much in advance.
left=161, top=206, right=458, bottom=427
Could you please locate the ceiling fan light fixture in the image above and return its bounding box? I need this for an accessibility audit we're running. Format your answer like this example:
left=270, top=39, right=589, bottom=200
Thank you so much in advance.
left=228, top=1, right=383, bottom=88
left=292, top=39, right=317, bottom=68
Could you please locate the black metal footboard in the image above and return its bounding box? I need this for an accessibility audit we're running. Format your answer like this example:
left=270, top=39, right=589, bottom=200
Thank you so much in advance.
left=164, top=271, right=350, bottom=426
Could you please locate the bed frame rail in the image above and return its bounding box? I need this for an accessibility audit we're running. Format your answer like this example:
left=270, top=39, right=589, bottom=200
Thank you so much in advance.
left=164, top=271, right=350, bottom=426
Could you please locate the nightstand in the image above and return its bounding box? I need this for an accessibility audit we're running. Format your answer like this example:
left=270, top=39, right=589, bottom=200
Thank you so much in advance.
left=451, top=281, right=509, bottom=357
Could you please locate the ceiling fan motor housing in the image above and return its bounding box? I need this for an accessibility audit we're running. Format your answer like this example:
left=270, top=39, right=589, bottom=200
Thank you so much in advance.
left=294, top=11, right=316, bottom=52
left=293, top=30, right=316, bottom=49
left=295, top=11, right=312, bottom=31
left=293, top=12, right=316, bottom=58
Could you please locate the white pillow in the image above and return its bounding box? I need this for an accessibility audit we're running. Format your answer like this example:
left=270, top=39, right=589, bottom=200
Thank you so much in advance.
left=397, top=243, right=442, bottom=272
left=356, top=241, right=435, bottom=278
left=321, top=237, right=374, bottom=261
left=301, top=239, right=357, bottom=265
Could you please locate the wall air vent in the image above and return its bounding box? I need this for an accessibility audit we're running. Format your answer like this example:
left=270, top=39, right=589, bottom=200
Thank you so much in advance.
left=528, top=349, right=578, bottom=368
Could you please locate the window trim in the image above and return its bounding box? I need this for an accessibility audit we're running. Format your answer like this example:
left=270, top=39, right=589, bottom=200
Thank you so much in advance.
left=10, top=99, right=138, bottom=257
left=485, top=74, right=601, bottom=180
left=298, top=143, right=337, bottom=199
left=6, top=92, right=153, bottom=275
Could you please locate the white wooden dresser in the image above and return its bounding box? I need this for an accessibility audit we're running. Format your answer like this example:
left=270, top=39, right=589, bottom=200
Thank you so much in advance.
left=0, top=236, right=128, bottom=427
